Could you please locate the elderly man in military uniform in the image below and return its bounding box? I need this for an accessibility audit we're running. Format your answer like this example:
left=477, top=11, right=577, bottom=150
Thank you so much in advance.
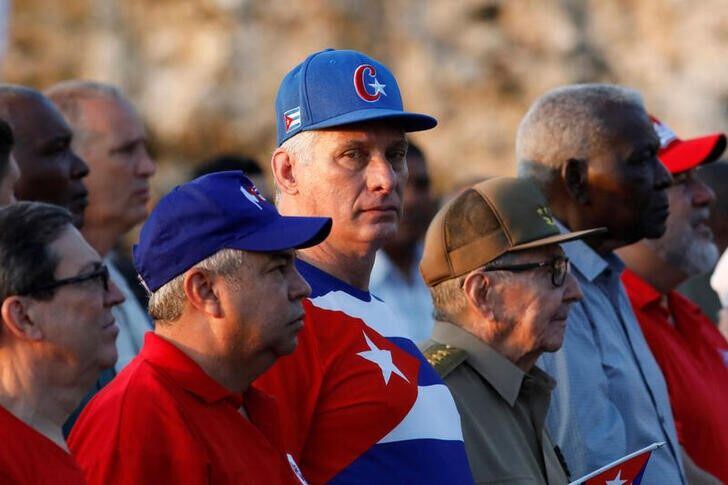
left=419, top=177, right=603, bottom=484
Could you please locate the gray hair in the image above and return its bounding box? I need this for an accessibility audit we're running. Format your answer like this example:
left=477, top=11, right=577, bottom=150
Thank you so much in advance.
left=279, top=130, right=317, bottom=166
left=516, top=84, right=645, bottom=186
left=430, top=274, right=468, bottom=322
left=429, top=252, right=517, bottom=323
left=274, top=130, right=317, bottom=203
left=147, top=248, right=248, bottom=323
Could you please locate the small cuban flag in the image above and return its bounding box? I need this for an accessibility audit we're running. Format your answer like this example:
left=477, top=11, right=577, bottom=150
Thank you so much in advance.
left=284, top=106, right=302, bottom=133
left=570, top=442, right=664, bottom=485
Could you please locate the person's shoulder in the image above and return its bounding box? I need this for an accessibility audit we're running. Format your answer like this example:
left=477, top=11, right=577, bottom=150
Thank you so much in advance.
left=75, top=358, right=184, bottom=435
left=419, top=341, right=467, bottom=379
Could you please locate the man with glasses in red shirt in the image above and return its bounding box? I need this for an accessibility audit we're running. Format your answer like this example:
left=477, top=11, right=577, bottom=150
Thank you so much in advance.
left=0, top=201, right=124, bottom=483
left=419, top=177, right=602, bottom=484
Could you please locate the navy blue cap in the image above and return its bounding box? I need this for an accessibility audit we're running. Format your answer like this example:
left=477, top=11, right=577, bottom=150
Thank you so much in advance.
left=275, top=48, right=438, bottom=146
left=133, top=171, right=332, bottom=292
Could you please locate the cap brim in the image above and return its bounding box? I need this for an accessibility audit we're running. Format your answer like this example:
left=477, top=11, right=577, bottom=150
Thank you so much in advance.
left=307, top=108, right=437, bottom=133
left=510, top=227, right=607, bottom=252
left=228, top=215, right=332, bottom=252
left=660, top=133, right=727, bottom=174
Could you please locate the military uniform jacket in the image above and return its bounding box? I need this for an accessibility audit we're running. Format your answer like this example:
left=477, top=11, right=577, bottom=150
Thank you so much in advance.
left=422, top=320, right=569, bottom=485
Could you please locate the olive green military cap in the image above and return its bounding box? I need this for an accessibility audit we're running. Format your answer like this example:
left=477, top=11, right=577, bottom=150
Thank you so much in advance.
left=420, top=176, right=605, bottom=286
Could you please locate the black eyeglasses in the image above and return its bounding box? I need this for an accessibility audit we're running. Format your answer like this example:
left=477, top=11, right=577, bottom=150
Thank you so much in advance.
left=481, top=256, right=571, bottom=287
left=19, top=264, right=110, bottom=296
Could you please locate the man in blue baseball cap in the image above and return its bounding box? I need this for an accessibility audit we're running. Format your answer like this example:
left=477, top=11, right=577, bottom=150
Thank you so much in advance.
left=257, top=49, right=474, bottom=483
left=68, top=171, right=330, bottom=484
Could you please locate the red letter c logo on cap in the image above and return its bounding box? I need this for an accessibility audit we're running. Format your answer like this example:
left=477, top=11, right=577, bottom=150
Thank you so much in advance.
left=354, top=64, right=385, bottom=102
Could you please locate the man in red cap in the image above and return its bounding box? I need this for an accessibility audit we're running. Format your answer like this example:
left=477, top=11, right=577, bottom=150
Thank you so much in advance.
left=617, top=117, right=727, bottom=483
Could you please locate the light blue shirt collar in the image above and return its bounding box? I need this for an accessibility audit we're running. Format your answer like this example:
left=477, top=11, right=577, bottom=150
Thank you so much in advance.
left=555, top=219, right=624, bottom=283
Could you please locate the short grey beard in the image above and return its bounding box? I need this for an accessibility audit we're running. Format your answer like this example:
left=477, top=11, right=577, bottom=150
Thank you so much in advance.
left=647, top=221, right=719, bottom=277
left=678, top=239, right=720, bottom=276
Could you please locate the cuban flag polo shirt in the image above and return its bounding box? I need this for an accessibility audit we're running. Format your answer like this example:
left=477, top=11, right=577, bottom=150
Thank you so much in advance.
left=256, top=260, right=473, bottom=484
left=69, top=333, right=306, bottom=484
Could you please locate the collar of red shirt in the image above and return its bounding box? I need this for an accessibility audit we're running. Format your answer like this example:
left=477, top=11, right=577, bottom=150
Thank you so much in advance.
left=621, top=268, right=664, bottom=310
left=139, top=333, right=245, bottom=408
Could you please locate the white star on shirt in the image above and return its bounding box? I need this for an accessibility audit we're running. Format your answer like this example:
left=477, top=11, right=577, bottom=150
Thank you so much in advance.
left=605, top=470, right=627, bottom=485
left=368, top=78, right=387, bottom=97
left=357, top=331, right=409, bottom=385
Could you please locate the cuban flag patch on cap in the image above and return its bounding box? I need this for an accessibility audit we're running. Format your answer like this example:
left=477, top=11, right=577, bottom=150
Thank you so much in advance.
left=284, top=107, right=302, bottom=133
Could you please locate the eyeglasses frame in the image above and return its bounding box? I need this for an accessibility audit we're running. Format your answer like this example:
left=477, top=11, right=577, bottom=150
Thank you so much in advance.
left=479, top=255, right=570, bottom=287
left=18, top=264, right=111, bottom=296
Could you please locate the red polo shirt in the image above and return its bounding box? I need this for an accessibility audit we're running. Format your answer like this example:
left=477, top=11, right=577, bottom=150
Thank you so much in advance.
left=622, top=269, right=728, bottom=483
left=0, top=404, right=85, bottom=484
left=69, top=333, right=305, bottom=485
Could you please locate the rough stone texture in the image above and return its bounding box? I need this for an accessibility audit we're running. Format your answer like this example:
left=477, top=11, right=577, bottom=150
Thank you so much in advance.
left=3, top=0, right=727, bottom=194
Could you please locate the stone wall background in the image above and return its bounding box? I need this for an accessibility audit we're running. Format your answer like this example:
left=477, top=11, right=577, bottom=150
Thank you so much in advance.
left=4, top=0, right=728, bottom=194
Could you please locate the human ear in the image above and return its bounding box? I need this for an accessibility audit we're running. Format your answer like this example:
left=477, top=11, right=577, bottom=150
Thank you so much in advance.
left=271, top=149, right=298, bottom=195
left=183, top=269, right=223, bottom=318
left=0, top=297, right=43, bottom=341
left=562, top=158, right=589, bottom=205
left=462, top=272, right=494, bottom=320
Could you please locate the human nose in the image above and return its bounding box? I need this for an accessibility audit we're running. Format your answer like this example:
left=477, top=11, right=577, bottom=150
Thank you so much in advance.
left=70, top=151, right=90, bottom=179
left=366, top=154, right=397, bottom=194
left=689, top=177, right=715, bottom=207
left=289, top=267, right=311, bottom=301
left=136, top=147, right=156, bottom=178
left=562, top=273, right=582, bottom=303
left=105, top=280, right=126, bottom=307
left=652, top=157, right=673, bottom=190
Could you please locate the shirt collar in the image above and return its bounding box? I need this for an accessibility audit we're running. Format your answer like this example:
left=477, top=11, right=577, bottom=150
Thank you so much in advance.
left=621, top=268, right=662, bottom=310
left=432, top=320, right=554, bottom=406
left=555, top=219, right=625, bottom=282
left=139, top=333, right=244, bottom=408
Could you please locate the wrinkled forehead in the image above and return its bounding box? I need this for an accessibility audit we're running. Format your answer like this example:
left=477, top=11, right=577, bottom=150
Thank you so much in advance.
left=78, top=95, right=146, bottom=140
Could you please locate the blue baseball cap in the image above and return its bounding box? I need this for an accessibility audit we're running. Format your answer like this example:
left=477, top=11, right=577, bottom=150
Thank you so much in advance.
left=275, top=48, right=438, bottom=146
left=133, top=171, right=332, bottom=292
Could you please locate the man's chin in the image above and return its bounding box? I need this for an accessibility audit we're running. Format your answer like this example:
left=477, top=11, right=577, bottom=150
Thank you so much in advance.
left=275, top=336, right=299, bottom=357
left=98, top=350, right=119, bottom=371
left=366, top=222, right=399, bottom=242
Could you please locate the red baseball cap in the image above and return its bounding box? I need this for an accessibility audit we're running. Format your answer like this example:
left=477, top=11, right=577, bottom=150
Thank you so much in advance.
left=651, top=115, right=726, bottom=174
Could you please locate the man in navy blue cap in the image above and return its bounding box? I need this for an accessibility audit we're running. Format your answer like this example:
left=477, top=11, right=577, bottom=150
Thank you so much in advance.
left=257, top=49, right=474, bottom=484
left=68, top=171, right=331, bottom=484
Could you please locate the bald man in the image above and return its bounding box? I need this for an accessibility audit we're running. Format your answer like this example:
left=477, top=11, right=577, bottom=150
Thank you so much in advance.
left=0, top=85, right=89, bottom=227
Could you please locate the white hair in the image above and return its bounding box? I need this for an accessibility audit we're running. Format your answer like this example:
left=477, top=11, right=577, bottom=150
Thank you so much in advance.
left=516, top=84, right=645, bottom=186
left=274, top=131, right=318, bottom=203
left=147, top=248, right=247, bottom=322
